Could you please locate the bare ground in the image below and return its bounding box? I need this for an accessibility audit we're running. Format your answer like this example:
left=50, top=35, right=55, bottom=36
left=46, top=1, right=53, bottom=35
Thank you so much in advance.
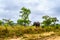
left=5, top=31, right=60, bottom=40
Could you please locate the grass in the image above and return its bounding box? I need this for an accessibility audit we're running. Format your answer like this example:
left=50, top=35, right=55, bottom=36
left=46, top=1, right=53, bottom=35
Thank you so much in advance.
left=0, top=25, right=60, bottom=40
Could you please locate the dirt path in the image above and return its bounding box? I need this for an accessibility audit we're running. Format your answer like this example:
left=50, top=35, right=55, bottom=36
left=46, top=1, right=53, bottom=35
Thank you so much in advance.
left=42, top=36, right=60, bottom=40
left=8, top=36, right=60, bottom=40
left=7, top=32, right=60, bottom=40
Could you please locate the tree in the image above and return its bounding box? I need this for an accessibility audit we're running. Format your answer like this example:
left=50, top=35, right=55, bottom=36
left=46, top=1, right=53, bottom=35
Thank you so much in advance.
left=0, top=20, right=3, bottom=25
left=17, top=19, right=24, bottom=25
left=42, top=15, right=49, bottom=20
left=42, top=15, right=58, bottom=26
left=42, top=15, right=51, bottom=26
left=17, top=7, right=31, bottom=26
left=51, top=17, right=58, bottom=25
left=3, top=19, right=14, bottom=26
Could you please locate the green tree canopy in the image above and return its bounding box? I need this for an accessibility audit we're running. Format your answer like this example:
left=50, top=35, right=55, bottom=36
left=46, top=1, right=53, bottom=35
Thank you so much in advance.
left=3, top=19, right=14, bottom=26
left=17, top=7, right=31, bottom=26
left=42, top=15, right=58, bottom=26
left=0, top=20, right=3, bottom=25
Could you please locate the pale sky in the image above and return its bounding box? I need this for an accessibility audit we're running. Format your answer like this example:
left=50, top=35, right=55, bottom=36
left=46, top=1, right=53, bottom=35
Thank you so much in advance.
left=0, top=0, right=60, bottom=23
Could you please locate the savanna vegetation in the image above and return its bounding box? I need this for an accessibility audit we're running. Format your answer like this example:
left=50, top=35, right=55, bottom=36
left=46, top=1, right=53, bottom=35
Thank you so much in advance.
left=0, top=7, right=60, bottom=40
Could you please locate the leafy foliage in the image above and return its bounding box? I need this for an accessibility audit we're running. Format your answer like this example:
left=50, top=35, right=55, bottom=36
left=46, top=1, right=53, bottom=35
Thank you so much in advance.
left=17, top=7, right=31, bottom=26
left=3, top=19, right=14, bottom=26
left=0, top=20, right=3, bottom=25
left=42, top=15, right=58, bottom=26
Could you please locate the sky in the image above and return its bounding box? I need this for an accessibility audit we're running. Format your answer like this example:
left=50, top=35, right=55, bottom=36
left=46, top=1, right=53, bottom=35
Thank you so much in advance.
left=0, top=0, right=60, bottom=23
